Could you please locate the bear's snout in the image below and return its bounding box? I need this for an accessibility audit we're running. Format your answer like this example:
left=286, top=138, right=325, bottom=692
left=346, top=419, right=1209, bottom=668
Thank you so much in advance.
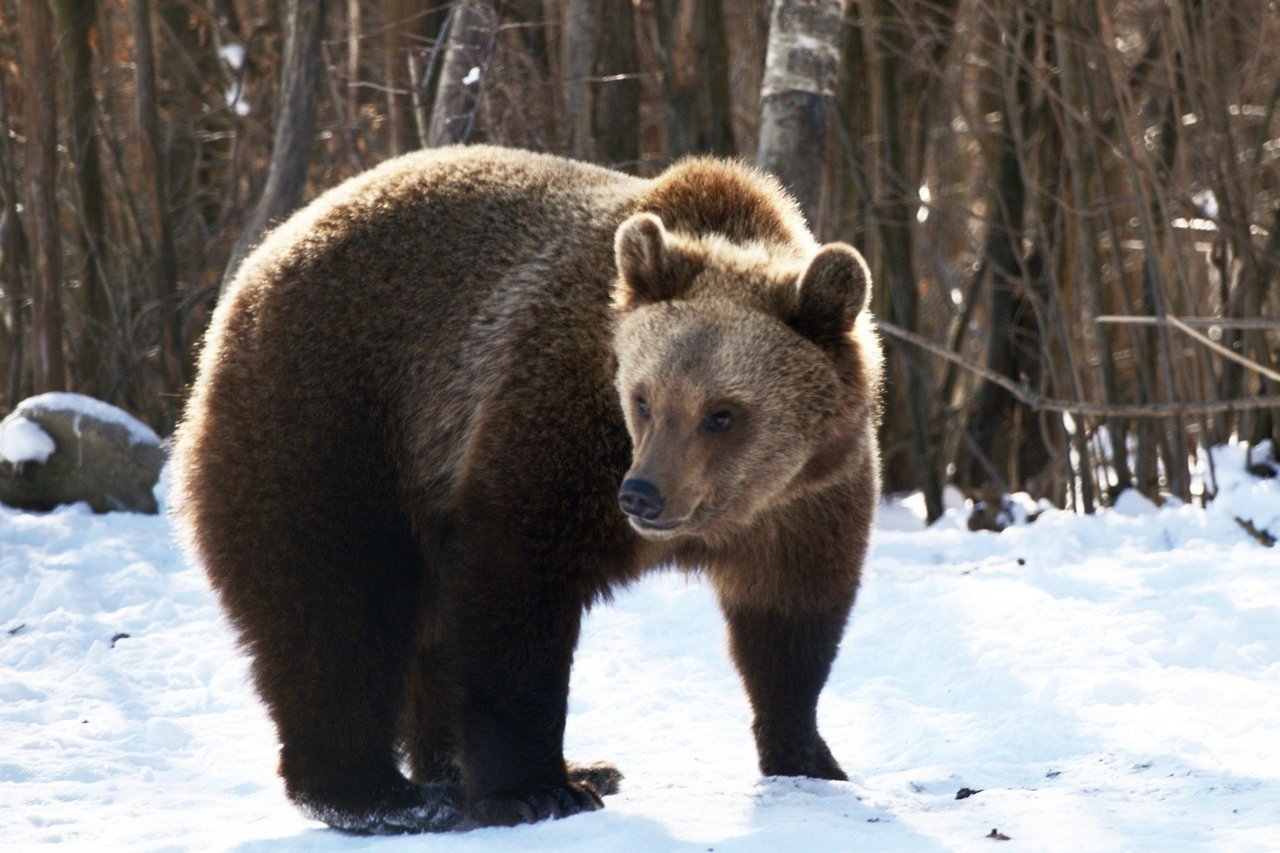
left=617, top=478, right=666, bottom=522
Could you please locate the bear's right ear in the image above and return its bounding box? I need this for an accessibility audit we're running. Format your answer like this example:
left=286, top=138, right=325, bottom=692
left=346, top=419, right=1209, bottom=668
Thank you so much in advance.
left=789, top=243, right=872, bottom=349
left=613, top=213, right=697, bottom=310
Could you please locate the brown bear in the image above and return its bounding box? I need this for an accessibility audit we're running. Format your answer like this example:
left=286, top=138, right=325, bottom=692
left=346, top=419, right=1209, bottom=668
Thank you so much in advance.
left=173, top=145, right=882, bottom=834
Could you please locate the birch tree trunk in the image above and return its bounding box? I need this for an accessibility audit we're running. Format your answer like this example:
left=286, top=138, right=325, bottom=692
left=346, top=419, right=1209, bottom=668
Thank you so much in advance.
left=223, top=0, right=328, bottom=289
left=20, top=0, right=68, bottom=394
left=428, top=0, right=499, bottom=147
left=756, top=0, right=844, bottom=231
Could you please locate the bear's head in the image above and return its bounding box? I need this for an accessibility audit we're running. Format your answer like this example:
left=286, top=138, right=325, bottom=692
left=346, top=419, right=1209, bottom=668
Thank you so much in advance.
left=611, top=212, right=875, bottom=544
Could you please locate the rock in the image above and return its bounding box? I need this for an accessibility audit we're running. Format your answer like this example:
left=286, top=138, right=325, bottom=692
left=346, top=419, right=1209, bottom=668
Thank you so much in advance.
left=967, top=485, right=1043, bottom=533
left=0, top=393, right=165, bottom=514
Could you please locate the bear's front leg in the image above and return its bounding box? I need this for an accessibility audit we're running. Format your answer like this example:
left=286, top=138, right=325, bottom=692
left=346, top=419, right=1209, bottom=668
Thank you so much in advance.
left=721, top=603, right=851, bottom=780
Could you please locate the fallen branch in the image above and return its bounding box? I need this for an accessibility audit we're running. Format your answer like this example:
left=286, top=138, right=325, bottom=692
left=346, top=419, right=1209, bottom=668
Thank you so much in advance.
left=1235, top=517, right=1276, bottom=547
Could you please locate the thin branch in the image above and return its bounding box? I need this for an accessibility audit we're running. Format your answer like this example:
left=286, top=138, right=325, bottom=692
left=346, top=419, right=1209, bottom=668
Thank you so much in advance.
left=874, top=316, right=1280, bottom=418
left=1165, top=315, right=1280, bottom=385
left=1096, top=315, right=1280, bottom=330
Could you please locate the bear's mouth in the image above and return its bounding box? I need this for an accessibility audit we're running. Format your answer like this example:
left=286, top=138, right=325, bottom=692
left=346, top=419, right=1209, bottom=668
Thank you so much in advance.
left=630, top=516, right=688, bottom=534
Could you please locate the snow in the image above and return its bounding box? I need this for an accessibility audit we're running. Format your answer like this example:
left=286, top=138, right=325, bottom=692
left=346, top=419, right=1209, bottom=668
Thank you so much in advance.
left=12, top=392, right=161, bottom=448
left=225, top=80, right=251, bottom=117
left=219, top=43, right=246, bottom=72
left=462, top=66, right=481, bottom=86
left=3, top=445, right=1280, bottom=850
left=0, top=416, right=55, bottom=465
left=218, top=45, right=250, bottom=116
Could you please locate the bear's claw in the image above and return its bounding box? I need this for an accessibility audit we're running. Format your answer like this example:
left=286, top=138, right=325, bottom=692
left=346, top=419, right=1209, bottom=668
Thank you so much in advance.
left=568, top=760, right=623, bottom=797
left=472, top=781, right=603, bottom=827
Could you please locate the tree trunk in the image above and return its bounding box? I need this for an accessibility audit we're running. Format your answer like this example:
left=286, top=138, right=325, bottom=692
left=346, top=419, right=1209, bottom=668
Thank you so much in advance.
left=655, top=0, right=734, bottom=160
left=1245, top=205, right=1280, bottom=451
left=564, top=0, right=600, bottom=160
left=564, top=0, right=640, bottom=166
left=52, top=0, right=112, bottom=395
left=20, top=0, right=68, bottom=394
left=223, top=0, right=328, bottom=288
left=1050, top=0, right=1132, bottom=500
left=383, top=0, right=418, bottom=156
left=866, top=0, right=941, bottom=520
left=829, top=3, right=869, bottom=244
left=130, top=0, right=184, bottom=415
left=964, top=3, right=1062, bottom=497
left=408, top=3, right=456, bottom=150
left=428, top=0, right=499, bottom=147
left=0, top=57, right=29, bottom=407
left=756, top=0, right=843, bottom=230
left=347, top=0, right=363, bottom=126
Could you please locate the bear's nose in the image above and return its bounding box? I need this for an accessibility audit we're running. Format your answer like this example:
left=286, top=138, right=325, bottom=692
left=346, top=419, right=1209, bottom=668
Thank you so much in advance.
left=617, top=478, right=666, bottom=521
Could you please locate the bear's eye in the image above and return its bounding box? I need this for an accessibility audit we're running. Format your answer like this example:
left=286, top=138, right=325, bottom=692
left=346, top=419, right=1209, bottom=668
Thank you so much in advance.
left=635, top=397, right=651, bottom=419
left=704, top=410, right=734, bottom=433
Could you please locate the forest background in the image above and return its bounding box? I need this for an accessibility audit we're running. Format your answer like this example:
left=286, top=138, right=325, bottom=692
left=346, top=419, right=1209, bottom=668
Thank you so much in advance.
left=2, top=0, right=1278, bottom=521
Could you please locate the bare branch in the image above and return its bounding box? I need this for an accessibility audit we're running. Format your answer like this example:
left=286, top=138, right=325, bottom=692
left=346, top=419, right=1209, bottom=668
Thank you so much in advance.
left=875, top=316, right=1280, bottom=419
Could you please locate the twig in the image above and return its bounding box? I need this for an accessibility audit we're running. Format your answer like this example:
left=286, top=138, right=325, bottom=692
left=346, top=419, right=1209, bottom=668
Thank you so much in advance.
left=1235, top=517, right=1276, bottom=547
left=1096, top=315, right=1280, bottom=330
left=873, top=316, right=1280, bottom=418
left=1163, top=315, right=1280, bottom=384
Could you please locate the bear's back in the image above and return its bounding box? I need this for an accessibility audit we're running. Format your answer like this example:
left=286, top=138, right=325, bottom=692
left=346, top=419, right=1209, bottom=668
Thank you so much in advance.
left=221, top=146, right=644, bottom=363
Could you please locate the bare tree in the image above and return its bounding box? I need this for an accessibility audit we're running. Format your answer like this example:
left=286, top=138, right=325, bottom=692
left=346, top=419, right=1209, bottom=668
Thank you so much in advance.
left=428, top=0, right=499, bottom=146
left=223, top=0, right=329, bottom=288
left=52, top=0, right=111, bottom=392
left=654, top=0, right=734, bottom=160
left=0, top=53, right=29, bottom=408
left=756, top=0, right=843, bottom=229
left=19, top=0, right=68, bottom=394
left=130, top=0, right=183, bottom=412
left=563, top=0, right=640, bottom=166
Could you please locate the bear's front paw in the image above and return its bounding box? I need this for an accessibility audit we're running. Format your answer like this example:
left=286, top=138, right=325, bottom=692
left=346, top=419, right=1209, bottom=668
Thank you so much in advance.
left=759, top=733, right=848, bottom=781
left=796, top=756, right=848, bottom=782
left=472, top=782, right=604, bottom=827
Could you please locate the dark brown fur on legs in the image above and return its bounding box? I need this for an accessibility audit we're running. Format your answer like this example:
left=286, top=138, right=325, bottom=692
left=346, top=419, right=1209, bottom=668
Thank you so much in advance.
left=173, top=146, right=881, bottom=833
left=723, top=604, right=850, bottom=780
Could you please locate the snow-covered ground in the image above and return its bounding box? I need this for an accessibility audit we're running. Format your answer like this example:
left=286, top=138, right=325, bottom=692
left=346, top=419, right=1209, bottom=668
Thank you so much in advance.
left=3, top=444, right=1279, bottom=851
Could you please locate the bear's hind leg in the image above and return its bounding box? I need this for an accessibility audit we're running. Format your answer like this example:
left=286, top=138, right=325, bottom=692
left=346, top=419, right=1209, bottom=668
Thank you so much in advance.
left=402, top=638, right=622, bottom=799
left=434, top=528, right=607, bottom=826
left=233, top=518, right=464, bottom=833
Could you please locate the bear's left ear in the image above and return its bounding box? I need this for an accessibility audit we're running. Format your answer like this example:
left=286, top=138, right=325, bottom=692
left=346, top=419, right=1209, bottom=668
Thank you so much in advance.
left=613, top=213, right=699, bottom=310
left=789, top=243, right=871, bottom=348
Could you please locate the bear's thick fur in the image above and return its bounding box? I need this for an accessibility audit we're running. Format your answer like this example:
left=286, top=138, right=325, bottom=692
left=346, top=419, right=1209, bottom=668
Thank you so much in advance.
left=174, top=145, right=881, bottom=834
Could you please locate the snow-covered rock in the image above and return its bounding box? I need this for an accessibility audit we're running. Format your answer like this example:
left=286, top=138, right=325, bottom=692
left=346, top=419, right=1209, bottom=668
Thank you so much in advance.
left=0, top=416, right=56, bottom=465
left=0, top=393, right=165, bottom=514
